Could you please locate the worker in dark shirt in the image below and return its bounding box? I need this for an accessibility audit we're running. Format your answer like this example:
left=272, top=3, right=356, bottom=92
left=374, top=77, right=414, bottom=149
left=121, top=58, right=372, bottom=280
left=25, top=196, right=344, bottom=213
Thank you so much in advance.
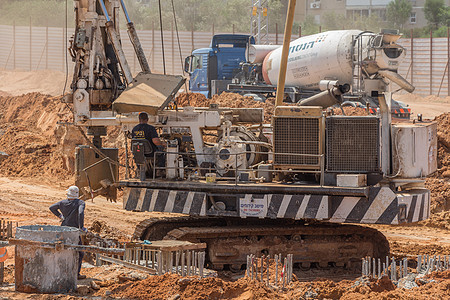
left=132, top=112, right=166, bottom=176
left=49, top=186, right=86, bottom=280
left=131, top=112, right=165, bottom=151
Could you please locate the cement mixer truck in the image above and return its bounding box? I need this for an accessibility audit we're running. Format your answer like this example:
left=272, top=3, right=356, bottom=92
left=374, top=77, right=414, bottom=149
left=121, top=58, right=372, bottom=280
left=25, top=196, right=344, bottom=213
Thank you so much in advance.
left=184, top=30, right=412, bottom=119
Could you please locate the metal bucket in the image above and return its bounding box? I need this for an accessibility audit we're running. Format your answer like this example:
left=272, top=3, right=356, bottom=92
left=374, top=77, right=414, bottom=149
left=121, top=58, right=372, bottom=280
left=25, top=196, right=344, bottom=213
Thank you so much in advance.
left=15, top=225, right=80, bottom=293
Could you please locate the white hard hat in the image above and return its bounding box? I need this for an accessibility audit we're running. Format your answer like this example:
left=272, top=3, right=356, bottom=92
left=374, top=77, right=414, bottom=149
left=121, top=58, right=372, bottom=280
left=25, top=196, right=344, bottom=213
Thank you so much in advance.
left=66, top=186, right=79, bottom=199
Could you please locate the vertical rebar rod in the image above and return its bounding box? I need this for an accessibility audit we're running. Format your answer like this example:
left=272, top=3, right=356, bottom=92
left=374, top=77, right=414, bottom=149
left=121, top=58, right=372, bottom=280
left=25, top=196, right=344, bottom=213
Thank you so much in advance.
left=289, top=254, right=293, bottom=283
left=176, top=251, right=180, bottom=274
left=250, top=255, right=254, bottom=280
left=373, top=258, right=376, bottom=278
left=187, top=251, right=191, bottom=276
left=182, top=252, right=186, bottom=276
left=260, top=256, right=264, bottom=282
left=391, top=258, right=396, bottom=281
left=363, top=258, right=366, bottom=276
left=282, top=258, right=286, bottom=289
left=266, top=255, right=270, bottom=286
left=378, top=258, right=381, bottom=278
left=386, top=256, right=389, bottom=273
left=275, top=254, right=278, bottom=286
left=255, top=256, right=259, bottom=281
left=246, top=255, right=250, bottom=277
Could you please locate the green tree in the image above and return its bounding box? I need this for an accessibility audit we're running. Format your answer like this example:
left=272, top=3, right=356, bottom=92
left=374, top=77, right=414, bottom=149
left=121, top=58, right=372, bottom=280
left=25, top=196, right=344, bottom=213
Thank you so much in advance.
left=321, top=12, right=346, bottom=31
left=424, top=0, right=446, bottom=29
left=386, top=0, right=412, bottom=29
left=300, top=15, right=319, bottom=36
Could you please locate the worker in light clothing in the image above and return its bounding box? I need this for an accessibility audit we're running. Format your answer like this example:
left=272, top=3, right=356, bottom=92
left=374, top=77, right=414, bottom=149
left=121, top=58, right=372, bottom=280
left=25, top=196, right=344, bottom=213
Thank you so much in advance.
left=49, top=186, right=87, bottom=280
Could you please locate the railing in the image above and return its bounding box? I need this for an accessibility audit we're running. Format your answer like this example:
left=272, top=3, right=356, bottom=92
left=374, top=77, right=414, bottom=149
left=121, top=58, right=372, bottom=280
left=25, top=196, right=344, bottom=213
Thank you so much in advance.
left=149, top=150, right=325, bottom=186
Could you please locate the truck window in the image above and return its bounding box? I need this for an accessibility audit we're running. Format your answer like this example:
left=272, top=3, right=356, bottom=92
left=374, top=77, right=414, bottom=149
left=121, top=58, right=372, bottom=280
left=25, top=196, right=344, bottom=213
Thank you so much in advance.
left=192, top=55, right=203, bottom=70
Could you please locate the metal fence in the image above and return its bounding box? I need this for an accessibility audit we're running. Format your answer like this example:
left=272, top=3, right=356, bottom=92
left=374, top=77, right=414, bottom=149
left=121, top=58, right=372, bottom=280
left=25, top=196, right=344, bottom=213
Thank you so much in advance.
left=0, top=24, right=448, bottom=96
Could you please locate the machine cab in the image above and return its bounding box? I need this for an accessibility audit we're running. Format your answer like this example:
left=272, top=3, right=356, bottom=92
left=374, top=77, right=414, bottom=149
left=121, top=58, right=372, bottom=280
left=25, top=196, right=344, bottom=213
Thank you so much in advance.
left=185, top=49, right=210, bottom=97
left=184, top=34, right=255, bottom=98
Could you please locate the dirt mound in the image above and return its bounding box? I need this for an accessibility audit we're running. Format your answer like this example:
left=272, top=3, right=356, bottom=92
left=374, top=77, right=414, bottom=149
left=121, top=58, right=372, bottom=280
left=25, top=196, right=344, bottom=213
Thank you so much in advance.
left=0, top=70, right=67, bottom=96
left=175, top=93, right=211, bottom=107
left=424, top=112, right=450, bottom=213
left=110, top=274, right=282, bottom=300
left=0, top=93, right=76, bottom=180
left=175, top=92, right=275, bottom=123
left=420, top=211, right=450, bottom=230
left=106, top=271, right=450, bottom=300
left=332, top=106, right=369, bottom=116
left=88, top=219, right=127, bottom=241
left=0, top=92, right=130, bottom=182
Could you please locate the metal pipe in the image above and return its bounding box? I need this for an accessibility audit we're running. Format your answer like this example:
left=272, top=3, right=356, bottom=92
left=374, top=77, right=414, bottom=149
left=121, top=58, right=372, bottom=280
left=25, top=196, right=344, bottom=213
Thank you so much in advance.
left=275, top=254, right=278, bottom=285
left=119, top=0, right=151, bottom=73
left=260, top=256, right=264, bottom=281
left=119, top=0, right=131, bottom=23
left=373, top=258, right=376, bottom=278
left=391, top=258, right=396, bottom=281
left=97, top=0, right=111, bottom=22
left=275, top=0, right=296, bottom=107
left=378, top=94, right=392, bottom=175
left=378, top=258, right=381, bottom=278
left=404, top=258, right=408, bottom=277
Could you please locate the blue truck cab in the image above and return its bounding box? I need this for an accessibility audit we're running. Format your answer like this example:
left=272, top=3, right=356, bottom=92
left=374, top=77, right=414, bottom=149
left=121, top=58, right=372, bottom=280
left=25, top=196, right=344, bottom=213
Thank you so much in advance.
left=184, top=34, right=255, bottom=98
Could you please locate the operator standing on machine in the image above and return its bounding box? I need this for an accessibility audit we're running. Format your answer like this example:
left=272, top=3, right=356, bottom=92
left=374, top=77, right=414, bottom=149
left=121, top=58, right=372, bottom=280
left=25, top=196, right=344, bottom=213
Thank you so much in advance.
left=49, top=186, right=87, bottom=280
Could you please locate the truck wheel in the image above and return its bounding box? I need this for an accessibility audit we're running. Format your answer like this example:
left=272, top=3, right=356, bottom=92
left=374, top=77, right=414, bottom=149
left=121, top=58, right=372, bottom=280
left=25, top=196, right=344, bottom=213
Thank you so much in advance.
left=341, top=101, right=357, bottom=107
left=243, top=93, right=266, bottom=103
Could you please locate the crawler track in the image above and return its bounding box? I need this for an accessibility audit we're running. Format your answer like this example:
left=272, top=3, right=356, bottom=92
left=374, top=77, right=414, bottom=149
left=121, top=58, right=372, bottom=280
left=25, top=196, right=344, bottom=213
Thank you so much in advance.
left=134, top=217, right=389, bottom=271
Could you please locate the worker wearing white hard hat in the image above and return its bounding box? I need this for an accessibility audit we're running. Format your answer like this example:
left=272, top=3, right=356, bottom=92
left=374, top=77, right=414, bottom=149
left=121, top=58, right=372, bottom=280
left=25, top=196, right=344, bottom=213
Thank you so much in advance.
left=49, top=185, right=87, bottom=280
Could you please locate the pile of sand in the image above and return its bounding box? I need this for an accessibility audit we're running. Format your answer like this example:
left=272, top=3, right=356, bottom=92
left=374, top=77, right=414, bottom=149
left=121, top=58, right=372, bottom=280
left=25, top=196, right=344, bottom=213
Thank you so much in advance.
left=332, top=106, right=368, bottom=116
left=175, top=92, right=276, bottom=123
left=104, top=271, right=450, bottom=299
left=423, top=112, right=450, bottom=213
left=0, top=92, right=131, bottom=181
left=109, top=274, right=278, bottom=299
left=0, top=93, right=76, bottom=179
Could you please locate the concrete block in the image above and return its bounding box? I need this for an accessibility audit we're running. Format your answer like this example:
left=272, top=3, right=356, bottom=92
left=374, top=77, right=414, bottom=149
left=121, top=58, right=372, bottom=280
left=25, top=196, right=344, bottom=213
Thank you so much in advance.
left=336, top=174, right=367, bottom=187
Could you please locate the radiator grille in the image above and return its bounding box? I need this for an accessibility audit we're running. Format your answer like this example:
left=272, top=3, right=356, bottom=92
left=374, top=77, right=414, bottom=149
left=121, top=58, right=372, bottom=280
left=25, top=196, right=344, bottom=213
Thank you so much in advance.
left=273, top=117, right=320, bottom=166
left=326, top=117, right=380, bottom=172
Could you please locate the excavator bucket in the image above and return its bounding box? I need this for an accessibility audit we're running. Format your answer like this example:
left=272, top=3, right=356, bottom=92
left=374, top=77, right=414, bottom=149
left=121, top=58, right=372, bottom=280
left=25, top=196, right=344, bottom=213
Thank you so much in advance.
left=112, top=73, right=186, bottom=115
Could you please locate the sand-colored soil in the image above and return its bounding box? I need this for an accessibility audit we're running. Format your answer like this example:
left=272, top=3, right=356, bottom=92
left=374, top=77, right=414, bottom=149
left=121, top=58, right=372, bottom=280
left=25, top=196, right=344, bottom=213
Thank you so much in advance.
left=0, top=70, right=69, bottom=96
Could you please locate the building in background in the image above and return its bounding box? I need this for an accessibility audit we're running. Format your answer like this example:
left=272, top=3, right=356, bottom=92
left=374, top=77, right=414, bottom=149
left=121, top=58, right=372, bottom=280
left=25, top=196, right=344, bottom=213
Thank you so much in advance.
left=294, top=0, right=449, bottom=30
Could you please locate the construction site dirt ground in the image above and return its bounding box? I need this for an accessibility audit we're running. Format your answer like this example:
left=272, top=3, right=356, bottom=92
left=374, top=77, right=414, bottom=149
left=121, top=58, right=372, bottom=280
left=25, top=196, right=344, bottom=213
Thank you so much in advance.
left=1, top=70, right=450, bottom=299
